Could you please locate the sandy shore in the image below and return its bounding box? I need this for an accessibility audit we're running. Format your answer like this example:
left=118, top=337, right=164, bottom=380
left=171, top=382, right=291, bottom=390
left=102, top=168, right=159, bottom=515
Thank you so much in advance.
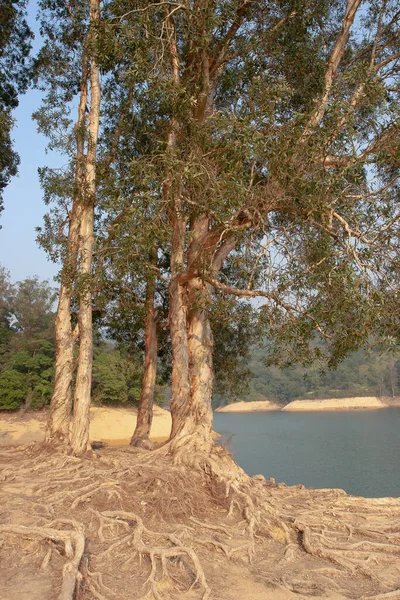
left=216, top=400, right=281, bottom=412
left=0, top=396, right=392, bottom=446
left=282, top=396, right=386, bottom=411
left=0, top=405, right=173, bottom=446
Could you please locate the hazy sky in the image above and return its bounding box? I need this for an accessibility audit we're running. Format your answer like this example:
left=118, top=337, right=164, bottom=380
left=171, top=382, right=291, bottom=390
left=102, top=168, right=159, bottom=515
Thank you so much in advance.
left=0, top=0, right=61, bottom=283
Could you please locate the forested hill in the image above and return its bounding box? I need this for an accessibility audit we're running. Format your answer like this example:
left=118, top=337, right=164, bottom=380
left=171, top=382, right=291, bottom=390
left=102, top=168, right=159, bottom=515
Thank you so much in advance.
left=224, top=347, right=400, bottom=407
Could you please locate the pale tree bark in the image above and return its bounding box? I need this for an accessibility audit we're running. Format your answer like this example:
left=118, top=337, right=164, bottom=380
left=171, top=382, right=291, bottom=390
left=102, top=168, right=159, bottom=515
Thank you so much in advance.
left=168, top=227, right=237, bottom=454
left=46, top=50, right=89, bottom=443
left=162, top=7, right=194, bottom=441
left=301, top=0, right=362, bottom=140
left=168, top=216, right=192, bottom=440
left=130, top=260, right=158, bottom=447
left=166, top=6, right=238, bottom=453
left=168, top=279, right=214, bottom=455
left=69, top=0, right=101, bottom=456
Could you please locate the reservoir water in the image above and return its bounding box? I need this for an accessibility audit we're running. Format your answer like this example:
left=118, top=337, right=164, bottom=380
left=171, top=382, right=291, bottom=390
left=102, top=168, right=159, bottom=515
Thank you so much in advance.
left=213, top=407, right=400, bottom=498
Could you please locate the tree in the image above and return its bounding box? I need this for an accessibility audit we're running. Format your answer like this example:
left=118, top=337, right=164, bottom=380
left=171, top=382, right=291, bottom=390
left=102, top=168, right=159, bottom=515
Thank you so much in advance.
left=0, top=0, right=32, bottom=213
left=0, top=271, right=56, bottom=410
left=0, top=265, right=14, bottom=352
left=92, top=344, right=136, bottom=405
left=35, top=0, right=101, bottom=453
left=38, top=0, right=399, bottom=462
left=102, top=0, right=399, bottom=459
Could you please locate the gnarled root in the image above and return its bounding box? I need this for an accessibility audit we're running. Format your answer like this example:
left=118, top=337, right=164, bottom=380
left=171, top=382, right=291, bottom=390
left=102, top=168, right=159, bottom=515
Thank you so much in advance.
left=92, top=510, right=211, bottom=600
left=0, top=521, right=85, bottom=600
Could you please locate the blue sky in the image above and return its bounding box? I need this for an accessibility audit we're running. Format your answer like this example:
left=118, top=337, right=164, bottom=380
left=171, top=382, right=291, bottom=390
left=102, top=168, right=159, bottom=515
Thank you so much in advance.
left=0, top=0, right=61, bottom=283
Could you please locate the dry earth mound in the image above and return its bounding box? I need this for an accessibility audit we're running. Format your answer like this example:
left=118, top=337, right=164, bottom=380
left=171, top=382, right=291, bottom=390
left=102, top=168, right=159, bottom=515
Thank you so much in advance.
left=216, top=400, right=281, bottom=412
left=283, top=397, right=386, bottom=411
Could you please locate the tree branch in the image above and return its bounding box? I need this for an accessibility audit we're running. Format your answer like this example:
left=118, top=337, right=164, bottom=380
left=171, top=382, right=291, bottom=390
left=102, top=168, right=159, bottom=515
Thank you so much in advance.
left=205, top=276, right=330, bottom=338
left=209, top=1, right=254, bottom=78
left=301, top=0, right=362, bottom=139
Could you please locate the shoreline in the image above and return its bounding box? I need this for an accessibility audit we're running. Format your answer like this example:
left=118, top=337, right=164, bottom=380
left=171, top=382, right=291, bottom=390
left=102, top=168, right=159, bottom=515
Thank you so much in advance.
left=216, top=396, right=398, bottom=413
left=0, top=405, right=220, bottom=446
left=216, top=400, right=281, bottom=413
left=1, top=398, right=399, bottom=446
left=0, top=405, right=173, bottom=447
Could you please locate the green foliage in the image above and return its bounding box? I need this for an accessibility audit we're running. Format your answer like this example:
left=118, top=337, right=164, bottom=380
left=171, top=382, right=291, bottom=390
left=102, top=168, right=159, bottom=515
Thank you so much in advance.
left=36, top=0, right=400, bottom=415
left=0, top=369, right=27, bottom=409
left=92, top=340, right=167, bottom=406
left=0, top=267, right=153, bottom=410
left=92, top=345, right=140, bottom=405
left=0, top=269, right=57, bottom=410
left=0, top=0, right=33, bottom=211
left=235, top=345, right=400, bottom=405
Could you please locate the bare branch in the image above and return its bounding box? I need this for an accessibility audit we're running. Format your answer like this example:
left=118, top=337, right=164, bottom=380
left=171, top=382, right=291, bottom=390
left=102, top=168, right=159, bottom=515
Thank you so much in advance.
left=302, top=0, right=362, bottom=139
left=205, top=276, right=330, bottom=338
left=110, top=2, right=186, bottom=22
left=209, top=1, right=254, bottom=78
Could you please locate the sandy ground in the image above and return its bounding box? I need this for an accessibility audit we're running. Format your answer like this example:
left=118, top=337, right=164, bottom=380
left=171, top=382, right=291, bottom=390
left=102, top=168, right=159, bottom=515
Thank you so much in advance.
left=282, top=396, right=386, bottom=411
left=216, top=400, right=281, bottom=412
left=0, top=405, right=173, bottom=446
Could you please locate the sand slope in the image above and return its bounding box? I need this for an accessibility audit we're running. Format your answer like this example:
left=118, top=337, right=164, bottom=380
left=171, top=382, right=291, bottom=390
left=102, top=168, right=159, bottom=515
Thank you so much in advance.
left=0, top=405, right=172, bottom=446
left=90, top=405, right=172, bottom=444
left=282, top=396, right=386, bottom=411
left=216, top=400, right=281, bottom=412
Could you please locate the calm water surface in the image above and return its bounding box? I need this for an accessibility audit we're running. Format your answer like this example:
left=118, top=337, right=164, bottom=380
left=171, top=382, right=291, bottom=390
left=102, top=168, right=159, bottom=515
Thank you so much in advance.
left=213, top=408, right=400, bottom=498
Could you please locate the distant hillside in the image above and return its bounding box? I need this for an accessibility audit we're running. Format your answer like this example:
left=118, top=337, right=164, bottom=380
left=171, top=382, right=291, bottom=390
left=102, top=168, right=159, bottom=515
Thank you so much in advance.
left=219, top=347, right=400, bottom=406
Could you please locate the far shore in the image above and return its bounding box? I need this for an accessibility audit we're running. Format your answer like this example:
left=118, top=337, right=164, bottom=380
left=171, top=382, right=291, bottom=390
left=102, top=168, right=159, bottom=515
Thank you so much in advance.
left=216, top=400, right=281, bottom=413
left=216, top=396, right=398, bottom=413
left=1, top=397, right=399, bottom=446
left=282, top=396, right=386, bottom=411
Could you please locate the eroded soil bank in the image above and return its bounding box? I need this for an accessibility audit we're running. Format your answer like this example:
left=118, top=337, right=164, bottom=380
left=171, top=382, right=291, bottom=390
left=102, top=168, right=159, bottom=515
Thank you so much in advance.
left=0, top=443, right=399, bottom=600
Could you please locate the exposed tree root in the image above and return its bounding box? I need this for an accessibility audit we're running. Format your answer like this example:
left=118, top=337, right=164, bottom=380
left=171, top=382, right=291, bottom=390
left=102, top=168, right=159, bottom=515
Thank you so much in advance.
left=0, top=521, right=85, bottom=600
left=1, top=443, right=400, bottom=599
left=92, top=509, right=211, bottom=599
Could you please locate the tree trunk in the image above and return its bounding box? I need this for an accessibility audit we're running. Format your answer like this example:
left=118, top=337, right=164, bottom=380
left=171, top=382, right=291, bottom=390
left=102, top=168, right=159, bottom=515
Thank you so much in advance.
left=69, top=208, right=95, bottom=455
left=69, top=0, right=101, bottom=456
left=130, top=270, right=158, bottom=448
left=20, top=387, right=33, bottom=415
left=168, top=215, right=215, bottom=454
left=168, top=281, right=214, bottom=455
left=168, top=217, right=192, bottom=439
left=45, top=49, right=89, bottom=444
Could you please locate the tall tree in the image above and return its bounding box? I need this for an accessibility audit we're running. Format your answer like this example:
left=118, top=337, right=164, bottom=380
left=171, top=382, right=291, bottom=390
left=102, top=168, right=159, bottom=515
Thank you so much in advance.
left=0, top=0, right=32, bottom=214
left=37, top=0, right=399, bottom=463
left=106, top=0, right=399, bottom=458
left=0, top=272, right=56, bottom=411
left=35, top=0, right=101, bottom=453
left=69, top=0, right=101, bottom=456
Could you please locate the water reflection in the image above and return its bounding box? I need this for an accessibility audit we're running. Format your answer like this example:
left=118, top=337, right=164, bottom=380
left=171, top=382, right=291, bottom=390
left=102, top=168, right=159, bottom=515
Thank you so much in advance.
left=213, top=408, right=400, bottom=497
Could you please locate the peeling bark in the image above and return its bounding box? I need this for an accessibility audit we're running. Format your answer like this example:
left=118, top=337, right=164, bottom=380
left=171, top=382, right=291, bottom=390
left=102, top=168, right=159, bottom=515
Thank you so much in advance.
left=46, top=48, right=89, bottom=444
left=169, top=218, right=192, bottom=440
left=169, top=281, right=214, bottom=455
left=69, top=0, right=101, bottom=456
left=69, top=207, right=95, bottom=456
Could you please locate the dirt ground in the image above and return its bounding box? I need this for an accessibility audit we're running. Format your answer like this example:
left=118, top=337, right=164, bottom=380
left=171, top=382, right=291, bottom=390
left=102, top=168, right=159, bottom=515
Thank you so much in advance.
left=0, top=432, right=400, bottom=600
left=1, top=410, right=400, bottom=600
